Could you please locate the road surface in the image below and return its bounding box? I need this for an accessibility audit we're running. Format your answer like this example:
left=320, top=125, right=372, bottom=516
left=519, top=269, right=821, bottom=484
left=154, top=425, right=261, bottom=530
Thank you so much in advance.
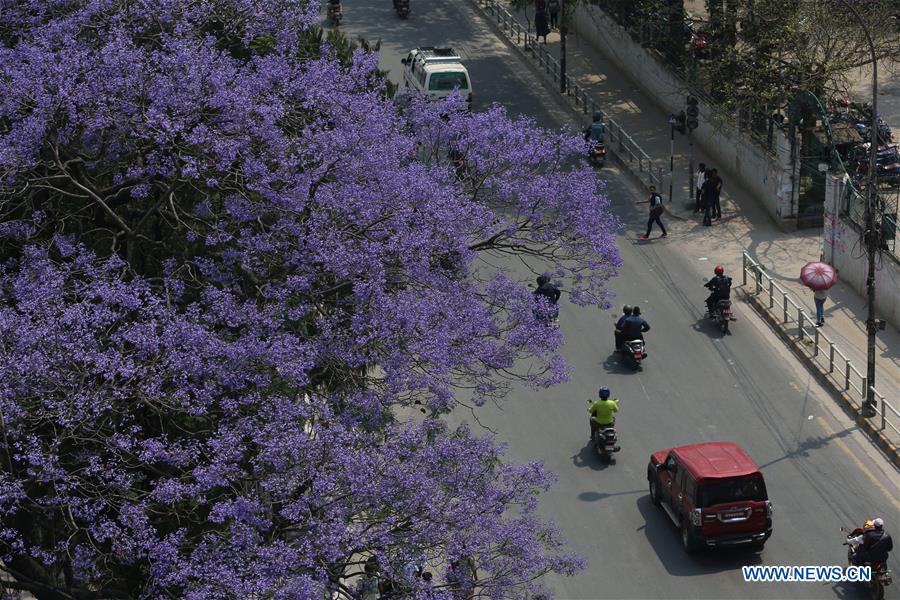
left=338, top=2, right=900, bottom=598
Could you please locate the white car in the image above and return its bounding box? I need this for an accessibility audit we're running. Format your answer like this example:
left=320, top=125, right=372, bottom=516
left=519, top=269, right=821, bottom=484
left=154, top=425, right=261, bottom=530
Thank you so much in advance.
left=401, top=47, right=472, bottom=105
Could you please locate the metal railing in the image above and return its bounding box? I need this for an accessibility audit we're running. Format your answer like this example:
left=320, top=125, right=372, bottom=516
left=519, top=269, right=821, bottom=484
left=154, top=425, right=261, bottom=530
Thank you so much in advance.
left=474, top=0, right=663, bottom=190
left=741, top=253, right=899, bottom=445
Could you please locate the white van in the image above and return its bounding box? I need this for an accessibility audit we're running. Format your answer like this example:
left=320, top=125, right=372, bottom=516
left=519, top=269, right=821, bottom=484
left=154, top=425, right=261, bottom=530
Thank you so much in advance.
left=401, top=47, right=472, bottom=105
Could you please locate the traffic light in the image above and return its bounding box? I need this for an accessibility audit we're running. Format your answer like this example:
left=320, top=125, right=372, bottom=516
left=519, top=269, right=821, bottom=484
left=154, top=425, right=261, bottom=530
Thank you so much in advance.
left=686, top=95, right=699, bottom=130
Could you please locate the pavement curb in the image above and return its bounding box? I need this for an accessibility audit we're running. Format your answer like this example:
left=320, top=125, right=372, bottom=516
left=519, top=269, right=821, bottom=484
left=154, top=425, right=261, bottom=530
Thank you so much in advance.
left=466, top=0, right=654, bottom=194
left=740, top=288, right=900, bottom=470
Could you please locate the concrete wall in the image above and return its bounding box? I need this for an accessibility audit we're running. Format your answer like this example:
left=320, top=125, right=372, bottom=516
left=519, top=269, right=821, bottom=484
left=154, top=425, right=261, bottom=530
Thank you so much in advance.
left=824, top=174, right=900, bottom=327
left=571, top=4, right=797, bottom=228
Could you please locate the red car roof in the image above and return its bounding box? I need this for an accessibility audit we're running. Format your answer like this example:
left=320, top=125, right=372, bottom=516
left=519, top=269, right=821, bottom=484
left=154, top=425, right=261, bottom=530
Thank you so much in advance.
left=670, top=442, right=760, bottom=479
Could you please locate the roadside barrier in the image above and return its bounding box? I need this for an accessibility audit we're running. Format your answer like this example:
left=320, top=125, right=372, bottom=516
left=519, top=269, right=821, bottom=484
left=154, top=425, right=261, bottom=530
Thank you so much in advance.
left=742, top=252, right=899, bottom=452
left=473, top=0, right=663, bottom=190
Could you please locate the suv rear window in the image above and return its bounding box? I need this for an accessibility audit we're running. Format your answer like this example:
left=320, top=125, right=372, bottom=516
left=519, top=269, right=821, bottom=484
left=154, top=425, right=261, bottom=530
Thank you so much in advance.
left=428, top=72, right=469, bottom=91
left=697, top=475, right=767, bottom=507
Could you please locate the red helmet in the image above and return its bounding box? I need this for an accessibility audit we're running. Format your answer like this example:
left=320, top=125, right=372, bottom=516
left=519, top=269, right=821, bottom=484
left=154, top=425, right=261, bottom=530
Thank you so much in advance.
left=714, top=264, right=725, bottom=275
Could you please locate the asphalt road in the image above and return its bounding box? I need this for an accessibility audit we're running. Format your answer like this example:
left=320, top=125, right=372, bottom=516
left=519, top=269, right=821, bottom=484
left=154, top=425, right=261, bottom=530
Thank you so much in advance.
left=336, top=2, right=900, bottom=599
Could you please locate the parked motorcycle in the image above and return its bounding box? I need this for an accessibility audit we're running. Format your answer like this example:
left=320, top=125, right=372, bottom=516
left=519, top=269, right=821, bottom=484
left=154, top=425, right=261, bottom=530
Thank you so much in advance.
left=586, top=400, right=620, bottom=463
left=327, top=0, right=342, bottom=26
left=708, top=299, right=735, bottom=333
left=842, top=527, right=893, bottom=600
left=589, top=142, right=607, bottom=167
left=394, top=0, right=410, bottom=18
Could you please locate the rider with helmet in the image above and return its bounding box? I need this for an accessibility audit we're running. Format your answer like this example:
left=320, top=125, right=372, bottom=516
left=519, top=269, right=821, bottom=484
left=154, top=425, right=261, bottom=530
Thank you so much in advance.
left=614, top=305, right=633, bottom=350
left=848, top=518, right=893, bottom=567
left=587, top=386, right=619, bottom=440
left=619, top=305, right=650, bottom=347
left=583, top=112, right=606, bottom=143
left=704, top=264, right=733, bottom=316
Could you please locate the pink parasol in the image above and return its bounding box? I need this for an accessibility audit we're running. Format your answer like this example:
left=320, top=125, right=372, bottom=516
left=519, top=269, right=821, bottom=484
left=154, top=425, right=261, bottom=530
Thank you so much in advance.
left=800, top=261, right=837, bottom=291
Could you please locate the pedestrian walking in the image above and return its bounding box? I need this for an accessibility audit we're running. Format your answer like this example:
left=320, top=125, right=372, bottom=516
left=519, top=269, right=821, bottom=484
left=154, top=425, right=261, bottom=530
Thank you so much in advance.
left=701, top=168, right=720, bottom=226
left=694, top=162, right=706, bottom=213
left=813, top=288, right=828, bottom=326
left=535, top=2, right=550, bottom=43
left=637, top=185, right=667, bottom=239
left=548, top=0, right=560, bottom=28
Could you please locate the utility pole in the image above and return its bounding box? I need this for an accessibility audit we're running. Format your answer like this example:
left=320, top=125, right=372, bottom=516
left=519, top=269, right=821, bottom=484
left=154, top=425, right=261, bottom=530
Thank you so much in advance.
left=667, top=114, right=676, bottom=203
left=840, top=0, right=878, bottom=417
left=559, top=0, right=567, bottom=94
left=686, top=96, right=700, bottom=201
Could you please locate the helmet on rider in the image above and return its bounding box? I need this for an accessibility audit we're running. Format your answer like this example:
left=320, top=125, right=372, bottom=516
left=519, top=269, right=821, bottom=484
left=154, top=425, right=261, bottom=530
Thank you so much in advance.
left=873, top=518, right=884, bottom=529
left=622, top=304, right=633, bottom=315
left=714, top=264, right=725, bottom=276
left=864, top=520, right=876, bottom=531
left=536, top=275, right=549, bottom=287
left=593, top=111, right=603, bottom=123
left=598, top=386, right=610, bottom=399
left=632, top=306, right=641, bottom=316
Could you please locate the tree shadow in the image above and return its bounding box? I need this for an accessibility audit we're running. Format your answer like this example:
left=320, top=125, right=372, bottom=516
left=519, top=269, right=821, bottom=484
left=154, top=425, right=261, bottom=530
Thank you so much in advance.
left=578, top=488, right=645, bottom=502
left=756, top=427, right=855, bottom=470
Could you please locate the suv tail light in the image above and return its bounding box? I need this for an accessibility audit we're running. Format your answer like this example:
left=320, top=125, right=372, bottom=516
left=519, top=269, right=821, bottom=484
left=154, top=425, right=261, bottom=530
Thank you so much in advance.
left=690, top=508, right=702, bottom=526
left=765, top=500, right=773, bottom=518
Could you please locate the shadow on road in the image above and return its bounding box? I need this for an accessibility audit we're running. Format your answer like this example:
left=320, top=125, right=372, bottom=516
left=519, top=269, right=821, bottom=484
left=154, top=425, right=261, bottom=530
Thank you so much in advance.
left=635, top=495, right=764, bottom=577
left=601, top=351, right=638, bottom=374
left=756, top=427, right=855, bottom=470
left=578, top=488, right=644, bottom=502
left=828, top=580, right=871, bottom=600
left=691, top=316, right=729, bottom=338
left=571, top=442, right=613, bottom=471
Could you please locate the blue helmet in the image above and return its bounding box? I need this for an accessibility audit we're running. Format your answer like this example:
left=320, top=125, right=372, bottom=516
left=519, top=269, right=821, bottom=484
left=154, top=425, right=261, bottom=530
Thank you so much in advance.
left=598, top=386, right=610, bottom=399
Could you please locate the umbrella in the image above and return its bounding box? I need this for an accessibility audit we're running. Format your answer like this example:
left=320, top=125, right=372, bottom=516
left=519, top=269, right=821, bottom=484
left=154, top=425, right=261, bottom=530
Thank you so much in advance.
left=800, top=261, right=837, bottom=290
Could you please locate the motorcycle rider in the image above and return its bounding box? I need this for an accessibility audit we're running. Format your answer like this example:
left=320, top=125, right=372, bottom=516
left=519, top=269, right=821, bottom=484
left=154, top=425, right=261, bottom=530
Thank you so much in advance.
left=327, top=0, right=342, bottom=19
left=619, top=305, right=649, bottom=354
left=704, top=264, right=732, bottom=316
left=587, top=386, right=619, bottom=441
left=534, top=275, right=561, bottom=320
left=848, top=518, right=893, bottom=567
left=614, top=304, right=633, bottom=350
left=583, top=112, right=606, bottom=144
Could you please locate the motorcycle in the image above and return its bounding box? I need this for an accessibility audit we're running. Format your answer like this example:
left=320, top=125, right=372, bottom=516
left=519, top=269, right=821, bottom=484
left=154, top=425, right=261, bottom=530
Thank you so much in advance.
left=534, top=304, right=559, bottom=326
left=394, top=0, right=410, bottom=18
left=708, top=299, right=735, bottom=333
left=587, top=400, right=620, bottom=463
left=617, top=338, right=646, bottom=368
left=842, top=527, right=893, bottom=600
left=327, top=0, right=342, bottom=26
left=589, top=142, right=606, bottom=167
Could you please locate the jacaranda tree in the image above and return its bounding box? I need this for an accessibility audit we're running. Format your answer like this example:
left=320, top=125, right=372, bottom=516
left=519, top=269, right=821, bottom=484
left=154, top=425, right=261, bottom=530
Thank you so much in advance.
left=0, top=0, right=620, bottom=597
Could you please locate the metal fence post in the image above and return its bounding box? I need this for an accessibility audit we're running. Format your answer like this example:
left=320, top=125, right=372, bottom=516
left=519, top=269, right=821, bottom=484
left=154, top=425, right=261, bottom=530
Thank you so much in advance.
left=813, top=327, right=819, bottom=356
left=782, top=294, right=788, bottom=324
left=860, top=377, right=867, bottom=403
left=742, top=254, right=747, bottom=286
left=844, top=362, right=851, bottom=391
left=881, top=392, right=886, bottom=431
left=768, top=279, right=774, bottom=308
left=798, top=310, right=805, bottom=342
left=828, top=342, right=835, bottom=373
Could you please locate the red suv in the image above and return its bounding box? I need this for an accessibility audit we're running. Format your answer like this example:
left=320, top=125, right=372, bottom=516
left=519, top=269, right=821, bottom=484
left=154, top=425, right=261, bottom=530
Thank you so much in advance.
left=647, top=442, right=772, bottom=553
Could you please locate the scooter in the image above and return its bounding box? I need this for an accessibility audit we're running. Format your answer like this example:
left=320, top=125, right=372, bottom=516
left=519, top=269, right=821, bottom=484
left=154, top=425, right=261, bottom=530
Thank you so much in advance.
left=394, top=0, right=410, bottom=18
left=841, top=527, right=893, bottom=600
left=589, top=142, right=607, bottom=167
left=587, top=400, right=620, bottom=463
left=708, top=299, right=735, bottom=333
left=327, top=0, right=342, bottom=26
left=618, top=338, right=646, bottom=369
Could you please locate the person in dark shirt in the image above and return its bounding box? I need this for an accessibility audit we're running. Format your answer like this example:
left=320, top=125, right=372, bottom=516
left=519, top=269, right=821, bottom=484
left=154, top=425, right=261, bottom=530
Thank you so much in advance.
left=614, top=304, right=632, bottom=350
left=620, top=305, right=650, bottom=341
left=704, top=264, right=732, bottom=315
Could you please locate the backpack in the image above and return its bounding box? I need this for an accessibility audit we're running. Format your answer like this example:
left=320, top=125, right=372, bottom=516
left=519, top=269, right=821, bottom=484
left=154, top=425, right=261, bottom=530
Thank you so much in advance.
left=649, top=193, right=664, bottom=217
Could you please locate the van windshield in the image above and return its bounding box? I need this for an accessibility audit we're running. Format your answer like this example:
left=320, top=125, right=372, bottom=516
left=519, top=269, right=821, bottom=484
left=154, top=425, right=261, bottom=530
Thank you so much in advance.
left=698, top=475, right=767, bottom=508
left=429, top=72, right=469, bottom=91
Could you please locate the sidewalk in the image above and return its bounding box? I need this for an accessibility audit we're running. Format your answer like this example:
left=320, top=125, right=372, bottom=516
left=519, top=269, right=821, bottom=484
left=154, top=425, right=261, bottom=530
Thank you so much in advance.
left=504, top=9, right=899, bottom=405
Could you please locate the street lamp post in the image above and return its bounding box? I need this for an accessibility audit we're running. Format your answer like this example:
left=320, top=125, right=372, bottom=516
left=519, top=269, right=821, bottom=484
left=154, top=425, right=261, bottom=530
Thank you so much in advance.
left=839, top=0, right=879, bottom=416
